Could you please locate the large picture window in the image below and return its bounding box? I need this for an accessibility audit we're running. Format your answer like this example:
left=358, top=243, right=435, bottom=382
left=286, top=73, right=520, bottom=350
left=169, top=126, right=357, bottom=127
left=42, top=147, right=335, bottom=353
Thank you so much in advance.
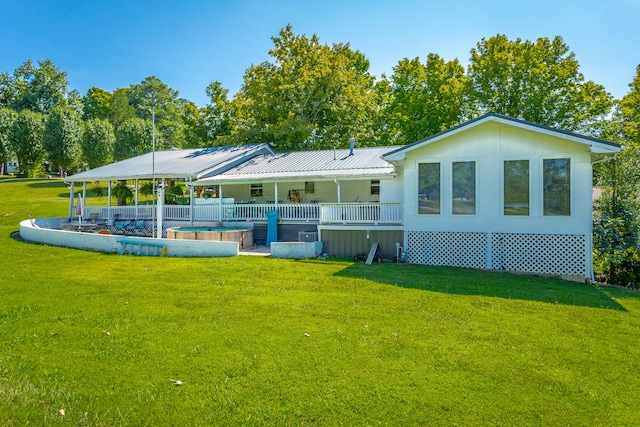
left=418, top=163, right=440, bottom=214
left=504, top=160, right=529, bottom=215
left=543, top=158, right=571, bottom=216
left=452, top=161, right=476, bottom=215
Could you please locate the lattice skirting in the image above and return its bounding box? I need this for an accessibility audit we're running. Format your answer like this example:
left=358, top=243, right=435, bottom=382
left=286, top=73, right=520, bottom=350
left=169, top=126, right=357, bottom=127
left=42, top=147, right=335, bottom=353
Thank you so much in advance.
left=407, top=231, right=587, bottom=277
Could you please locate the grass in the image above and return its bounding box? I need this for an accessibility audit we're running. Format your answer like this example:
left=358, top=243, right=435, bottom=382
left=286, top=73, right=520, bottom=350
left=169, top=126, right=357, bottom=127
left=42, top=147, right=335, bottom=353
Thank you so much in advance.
left=1, top=176, right=639, bottom=425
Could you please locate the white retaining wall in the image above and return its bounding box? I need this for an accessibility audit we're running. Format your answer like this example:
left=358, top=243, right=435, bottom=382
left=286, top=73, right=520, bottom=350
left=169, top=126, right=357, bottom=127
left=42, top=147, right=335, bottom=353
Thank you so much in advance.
left=19, top=218, right=238, bottom=257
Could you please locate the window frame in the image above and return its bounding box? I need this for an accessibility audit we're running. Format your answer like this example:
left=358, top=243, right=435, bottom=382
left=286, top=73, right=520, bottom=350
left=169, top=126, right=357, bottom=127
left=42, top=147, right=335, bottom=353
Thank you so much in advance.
left=542, top=157, right=572, bottom=217
left=451, top=160, right=477, bottom=215
left=250, top=183, right=263, bottom=198
left=503, top=159, right=530, bottom=216
left=417, top=162, right=442, bottom=215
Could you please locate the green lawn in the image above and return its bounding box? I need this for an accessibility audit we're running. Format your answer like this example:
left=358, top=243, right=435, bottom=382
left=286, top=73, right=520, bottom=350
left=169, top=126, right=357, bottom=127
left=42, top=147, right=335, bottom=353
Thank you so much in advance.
left=1, top=177, right=639, bottom=426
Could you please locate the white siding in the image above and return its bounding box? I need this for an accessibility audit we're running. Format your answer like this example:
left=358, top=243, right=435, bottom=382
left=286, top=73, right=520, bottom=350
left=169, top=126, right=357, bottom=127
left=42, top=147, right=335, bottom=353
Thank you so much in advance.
left=401, top=122, right=593, bottom=236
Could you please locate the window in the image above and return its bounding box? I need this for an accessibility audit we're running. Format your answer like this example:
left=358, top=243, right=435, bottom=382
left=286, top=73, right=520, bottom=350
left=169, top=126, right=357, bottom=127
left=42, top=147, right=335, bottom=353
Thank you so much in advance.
left=304, top=181, right=315, bottom=194
left=504, top=160, right=529, bottom=215
left=370, top=179, right=380, bottom=195
left=452, top=161, right=476, bottom=215
left=543, top=158, right=570, bottom=216
left=250, top=183, right=263, bottom=197
left=418, top=163, right=440, bottom=214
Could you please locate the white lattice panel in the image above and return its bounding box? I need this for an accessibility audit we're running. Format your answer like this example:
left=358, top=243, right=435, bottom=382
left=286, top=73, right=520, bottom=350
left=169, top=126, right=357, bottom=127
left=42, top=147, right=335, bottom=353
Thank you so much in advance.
left=492, top=233, right=586, bottom=276
left=407, top=231, right=587, bottom=277
left=407, top=231, right=487, bottom=269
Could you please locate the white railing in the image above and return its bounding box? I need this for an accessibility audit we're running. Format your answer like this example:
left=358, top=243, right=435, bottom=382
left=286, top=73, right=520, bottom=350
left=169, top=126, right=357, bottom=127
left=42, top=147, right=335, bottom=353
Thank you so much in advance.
left=320, top=203, right=403, bottom=224
left=80, top=202, right=402, bottom=225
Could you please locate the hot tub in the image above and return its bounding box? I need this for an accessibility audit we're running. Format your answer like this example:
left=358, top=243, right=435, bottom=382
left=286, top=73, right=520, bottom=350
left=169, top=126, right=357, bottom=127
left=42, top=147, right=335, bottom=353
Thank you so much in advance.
left=166, top=227, right=253, bottom=249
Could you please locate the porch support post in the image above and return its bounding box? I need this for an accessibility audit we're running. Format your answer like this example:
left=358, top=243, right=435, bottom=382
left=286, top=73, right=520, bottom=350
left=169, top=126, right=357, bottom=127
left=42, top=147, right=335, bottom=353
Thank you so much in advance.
left=189, top=180, right=194, bottom=226
left=219, top=185, right=223, bottom=222
left=82, top=182, right=87, bottom=216
left=274, top=182, right=279, bottom=208
left=107, top=181, right=112, bottom=220
left=134, top=179, right=139, bottom=219
left=68, top=182, right=75, bottom=219
left=335, top=179, right=342, bottom=203
left=156, top=180, right=164, bottom=239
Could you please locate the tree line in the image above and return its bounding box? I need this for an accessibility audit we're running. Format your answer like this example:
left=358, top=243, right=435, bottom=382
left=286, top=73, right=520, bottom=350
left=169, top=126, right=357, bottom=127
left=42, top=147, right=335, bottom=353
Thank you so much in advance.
left=0, top=26, right=639, bottom=286
left=1, top=27, right=636, bottom=175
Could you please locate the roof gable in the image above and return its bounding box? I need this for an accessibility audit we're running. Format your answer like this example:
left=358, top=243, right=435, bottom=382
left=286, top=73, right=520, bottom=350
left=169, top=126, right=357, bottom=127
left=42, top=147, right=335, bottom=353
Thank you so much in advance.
left=383, top=112, right=622, bottom=161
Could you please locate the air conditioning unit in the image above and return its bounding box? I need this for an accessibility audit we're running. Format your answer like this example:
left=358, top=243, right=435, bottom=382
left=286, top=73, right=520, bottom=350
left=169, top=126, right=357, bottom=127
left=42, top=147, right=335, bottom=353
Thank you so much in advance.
left=298, top=231, right=318, bottom=242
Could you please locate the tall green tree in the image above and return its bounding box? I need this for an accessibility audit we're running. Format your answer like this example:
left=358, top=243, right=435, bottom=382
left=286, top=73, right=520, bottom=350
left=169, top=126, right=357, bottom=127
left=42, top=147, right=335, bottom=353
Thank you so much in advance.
left=231, top=25, right=378, bottom=151
left=10, top=59, right=71, bottom=114
left=203, top=81, right=232, bottom=144
left=114, top=117, right=162, bottom=161
left=83, top=87, right=113, bottom=121
left=10, top=109, right=46, bottom=177
left=619, top=64, right=640, bottom=147
left=0, top=72, right=16, bottom=109
left=467, top=35, right=612, bottom=132
left=128, top=76, right=183, bottom=147
left=0, top=108, right=17, bottom=174
left=82, top=118, right=116, bottom=168
left=180, top=99, right=208, bottom=148
left=43, top=106, right=84, bottom=175
left=382, top=54, right=468, bottom=144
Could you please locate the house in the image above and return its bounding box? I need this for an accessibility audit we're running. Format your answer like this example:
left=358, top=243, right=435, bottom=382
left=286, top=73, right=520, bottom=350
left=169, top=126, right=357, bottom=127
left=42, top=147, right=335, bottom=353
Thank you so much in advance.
left=382, top=112, right=622, bottom=280
left=59, top=113, right=620, bottom=280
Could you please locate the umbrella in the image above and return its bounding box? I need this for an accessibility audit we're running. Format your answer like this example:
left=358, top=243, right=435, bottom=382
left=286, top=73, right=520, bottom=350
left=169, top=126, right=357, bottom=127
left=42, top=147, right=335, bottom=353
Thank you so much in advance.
left=76, top=194, right=83, bottom=224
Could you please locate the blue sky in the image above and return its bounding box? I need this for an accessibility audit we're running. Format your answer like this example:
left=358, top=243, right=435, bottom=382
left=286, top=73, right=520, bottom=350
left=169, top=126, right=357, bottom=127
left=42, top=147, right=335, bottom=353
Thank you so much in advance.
left=1, top=0, right=638, bottom=107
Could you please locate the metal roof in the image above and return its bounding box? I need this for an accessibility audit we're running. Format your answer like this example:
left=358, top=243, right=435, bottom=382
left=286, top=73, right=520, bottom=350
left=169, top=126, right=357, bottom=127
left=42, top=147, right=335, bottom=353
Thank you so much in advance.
left=195, top=146, right=399, bottom=184
left=65, top=144, right=273, bottom=183
left=383, top=112, right=622, bottom=161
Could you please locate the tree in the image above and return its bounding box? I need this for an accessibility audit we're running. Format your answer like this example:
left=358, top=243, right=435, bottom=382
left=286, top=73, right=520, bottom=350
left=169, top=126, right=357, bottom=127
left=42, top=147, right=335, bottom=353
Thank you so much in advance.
left=10, top=59, right=70, bottom=114
left=114, top=117, right=162, bottom=161
left=128, top=76, right=183, bottom=147
left=0, top=72, right=16, bottom=109
left=180, top=99, right=209, bottom=148
left=10, top=109, right=45, bottom=177
left=230, top=25, right=378, bottom=151
left=0, top=108, right=17, bottom=175
left=467, top=35, right=612, bottom=132
left=83, top=87, right=112, bottom=120
left=203, top=81, right=232, bottom=144
left=382, top=54, right=468, bottom=144
left=44, top=106, right=83, bottom=176
left=83, top=118, right=115, bottom=168
left=619, top=64, right=640, bottom=147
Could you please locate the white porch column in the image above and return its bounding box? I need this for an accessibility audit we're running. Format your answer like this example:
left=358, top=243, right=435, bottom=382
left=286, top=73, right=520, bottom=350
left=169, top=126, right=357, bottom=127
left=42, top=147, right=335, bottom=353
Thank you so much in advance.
left=189, top=181, right=194, bottom=225
left=335, top=179, right=342, bottom=203
left=219, top=185, right=223, bottom=222
left=68, top=182, right=75, bottom=218
left=107, top=181, right=112, bottom=220
left=274, top=182, right=279, bottom=208
left=135, top=179, right=139, bottom=219
left=156, top=180, right=165, bottom=239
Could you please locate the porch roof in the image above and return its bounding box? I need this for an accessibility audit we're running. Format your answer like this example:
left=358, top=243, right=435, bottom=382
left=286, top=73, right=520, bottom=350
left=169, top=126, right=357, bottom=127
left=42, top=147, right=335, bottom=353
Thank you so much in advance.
left=193, top=146, right=399, bottom=185
left=65, top=144, right=274, bottom=183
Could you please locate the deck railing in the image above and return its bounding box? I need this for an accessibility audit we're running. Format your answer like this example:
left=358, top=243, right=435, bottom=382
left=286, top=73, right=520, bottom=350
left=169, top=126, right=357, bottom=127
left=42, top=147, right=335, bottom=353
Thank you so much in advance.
left=79, top=202, right=402, bottom=225
left=319, top=203, right=403, bottom=224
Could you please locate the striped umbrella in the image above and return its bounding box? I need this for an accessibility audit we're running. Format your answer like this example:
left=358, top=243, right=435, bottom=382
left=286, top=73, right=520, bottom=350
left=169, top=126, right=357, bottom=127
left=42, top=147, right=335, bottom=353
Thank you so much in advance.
left=76, top=194, right=83, bottom=224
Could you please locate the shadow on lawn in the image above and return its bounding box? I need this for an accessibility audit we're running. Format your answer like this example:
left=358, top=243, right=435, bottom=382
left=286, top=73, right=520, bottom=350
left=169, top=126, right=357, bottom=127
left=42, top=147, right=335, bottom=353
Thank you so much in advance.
left=332, top=261, right=628, bottom=311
